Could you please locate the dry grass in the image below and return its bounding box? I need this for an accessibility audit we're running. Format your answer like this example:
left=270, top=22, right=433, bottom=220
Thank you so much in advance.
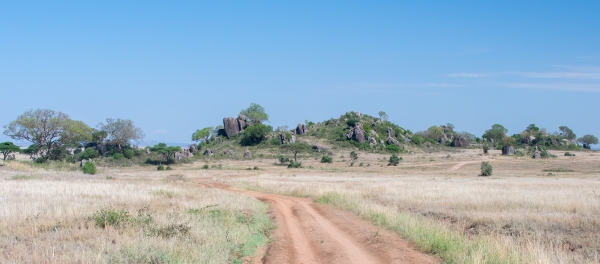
left=228, top=148, right=600, bottom=263
left=0, top=163, right=272, bottom=263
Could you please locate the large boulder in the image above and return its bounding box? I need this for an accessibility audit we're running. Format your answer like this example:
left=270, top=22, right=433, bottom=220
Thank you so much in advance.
left=551, top=139, right=559, bottom=146
left=237, top=114, right=247, bottom=132
left=533, top=146, right=541, bottom=159
left=312, top=145, right=321, bottom=152
left=203, top=149, right=214, bottom=156
left=368, top=136, right=377, bottom=146
left=289, top=135, right=297, bottom=144
left=145, top=148, right=151, bottom=155
left=451, top=137, right=469, bottom=147
left=279, top=133, right=287, bottom=144
left=387, top=137, right=401, bottom=147
left=296, top=124, right=308, bottom=135
left=223, top=117, right=241, bottom=139
left=387, top=127, right=396, bottom=138
left=502, top=145, right=515, bottom=156
left=352, top=122, right=366, bottom=143
left=189, top=144, right=197, bottom=153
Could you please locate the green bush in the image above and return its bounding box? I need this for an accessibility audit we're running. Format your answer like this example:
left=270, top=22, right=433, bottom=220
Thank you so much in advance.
left=201, top=164, right=209, bottom=169
left=123, top=149, right=134, bottom=159
left=386, top=144, right=400, bottom=152
left=112, top=153, right=125, bottom=160
left=564, top=152, right=576, bottom=156
left=482, top=144, right=490, bottom=154
left=388, top=154, right=401, bottom=166
left=34, top=157, right=47, bottom=164
left=166, top=166, right=172, bottom=170
left=82, top=162, right=97, bottom=175
left=278, top=155, right=290, bottom=163
left=80, top=147, right=99, bottom=160
left=240, top=124, right=273, bottom=146
left=346, top=119, right=359, bottom=127
left=350, top=151, right=358, bottom=160
left=412, top=135, right=422, bottom=145
left=321, top=155, right=333, bottom=163
left=480, top=162, right=493, bottom=176
left=287, top=161, right=302, bottom=168
left=93, top=207, right=130, bottom=229
left=157, top=165, right=165, bottom=170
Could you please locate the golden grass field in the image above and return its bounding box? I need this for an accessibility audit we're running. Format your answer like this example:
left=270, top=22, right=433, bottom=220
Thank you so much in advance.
left=1, top=146, right=599, bottom=263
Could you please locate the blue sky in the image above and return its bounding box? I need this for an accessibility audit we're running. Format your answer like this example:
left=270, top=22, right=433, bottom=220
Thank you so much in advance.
left=1, top=1, right=599, bottom=145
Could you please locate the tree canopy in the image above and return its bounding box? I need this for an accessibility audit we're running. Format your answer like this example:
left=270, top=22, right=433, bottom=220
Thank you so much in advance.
left=559, top=126, right=576, bottom=140
left=578, top=134, right=598, bottom=148
left=2, top=109, right=91, bottom=159
left=483, top=124, right=508, bottom=142
left=240, top=103, right=269, bottom=124
left=240, top=123, right=272, bottom=146
left=280, top=141, right=312, bottom=162
left=192, top=127, right=213, bottom=143
left=378, top=111, right=388, bottom=121
left=0, top=142, right=20, bottom=161
left=149, top=143, right=181, bottom=165
left=99, top=118, right=144, bottom=150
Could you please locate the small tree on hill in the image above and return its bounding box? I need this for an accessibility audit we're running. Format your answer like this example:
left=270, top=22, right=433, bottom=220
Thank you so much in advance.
left=483, top=124, right=508, bottom=143
left=0, top=142, right=20, bottom=161
left=241, top=124, right=272, bottom=146
left=240, top=103, right=269, bottom=124
left=192, top=127, right=213, bottom=143
left=558, top=126, right=576, bottom=141
left=378, top=111, right=388, bottom=121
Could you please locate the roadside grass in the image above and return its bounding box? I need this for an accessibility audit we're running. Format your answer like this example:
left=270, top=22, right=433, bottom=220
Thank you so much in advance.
left=0, top=171, right=273, bottom=263
left=233, top=175, right=600, bottom=263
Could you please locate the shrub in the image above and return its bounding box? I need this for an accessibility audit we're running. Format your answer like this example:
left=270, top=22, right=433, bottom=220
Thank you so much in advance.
left=93, top=207, right=130, bottom=229
left=166, top=166, right=172, bottom=170
left=253, top=166, right=259, bottom=170
left=412, top=135, right=422, bottom=145
left=201, top=164, right=209, bottom=169
left=82, top=162, right=97, bottom=175
left=482, top=144, right=490, bottom=154
left=321, top=155, right=333, bottom=163
left=346, top=119, right=359, bottom=127
left=240, top=124, right=273, bottom=146
left=287, top=161, right=302, bottom=168
left=480, top=162, right=493, bottom=176
left=278, top=156, right=290, bottom=163
left=564, top=152, right=576, bottom=156
left=350, top=151, right=358, bottom=160
left=388, top=154, right=401, bottom=166
left=386, top=144, right=400, bottom=152
left=34, top=157, right=47, bottom=164
left=80, top=147, right=99, bottom=160
left=112, top=153, right=125, bottom=160
left=157, top=165, right=165, bottom=170
left=123, top=149, right=134, bottom=159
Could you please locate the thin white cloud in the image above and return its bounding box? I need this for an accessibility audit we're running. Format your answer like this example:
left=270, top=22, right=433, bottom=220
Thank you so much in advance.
left=445, top=73, right=488, bottom=78
left=503, top=82, right=600, bottom=92
left=155, top=129, right=168, bottom=134
left=506, top=71, right=600, bottom=80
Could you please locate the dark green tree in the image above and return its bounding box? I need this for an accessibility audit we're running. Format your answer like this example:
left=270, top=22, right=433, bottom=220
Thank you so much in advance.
left=0, top=142, right=20, bottom=161
left=240, top=103, right=269, bottom=124
left=149, top=143, right=181, bottom=165
left=240, top=124, right=272, bottom=146
left=483, top=124, right=508, bottom=143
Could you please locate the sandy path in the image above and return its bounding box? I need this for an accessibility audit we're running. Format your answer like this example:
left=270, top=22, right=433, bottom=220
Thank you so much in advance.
left=197, top=180, right=439, bottom=264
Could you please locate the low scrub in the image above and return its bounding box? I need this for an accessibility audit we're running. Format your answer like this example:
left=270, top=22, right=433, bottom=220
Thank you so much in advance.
left=287, top=161, right=302, bottom=168
left=320, top=155, right=333, bottom=163
left=82, top=162, right=97, bottom=175
left=480, top=161, right=492, bottom=176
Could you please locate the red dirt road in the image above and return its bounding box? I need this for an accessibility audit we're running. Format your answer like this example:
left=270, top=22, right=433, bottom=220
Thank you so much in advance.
left=197, top=180, right=439, bottom=264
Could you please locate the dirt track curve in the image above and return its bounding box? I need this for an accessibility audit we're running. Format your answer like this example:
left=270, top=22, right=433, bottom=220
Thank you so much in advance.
left=197, top=180, right=439, bottom=264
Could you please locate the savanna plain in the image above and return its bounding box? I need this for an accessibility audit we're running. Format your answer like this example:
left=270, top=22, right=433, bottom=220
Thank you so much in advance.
left=1, top=147, right=599, bottom=264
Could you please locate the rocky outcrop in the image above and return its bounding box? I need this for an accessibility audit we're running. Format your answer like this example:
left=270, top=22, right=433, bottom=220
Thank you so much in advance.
left=551, top=139, right=559, bottom=146
left=223, top=115, right=248, bottom=139
left=312, top=145, right=321, bottom=152
left=387, top=127, right=396, bottom=138
left=290, top=135, right=297, bottom=144
left=145, top=148, right=150, bottom=155
left=279, top=133, right=287, bottom=144
left=502, top=145, right=515, bottom=156
left=175, top=149, right=194, bottom=159
left=533, top=146, right=541, bottom=159
left=387, top=137, right=401, bottom=147
left=368, top=136, right=377, bottom=146
left=224, top=150, right=234, bottom=156
left=243, top=151, right=252, bottom=159
left=296, top=124, right=308, bottom=135
left=204, top=149, right=214, bottom=156
left=223, top=117, right=240, bottom=139
left=189, top=144, right=197, bottom=153
left=345, top=122, right=366, bottom=143
left=451, top=137, right=469, bottom=147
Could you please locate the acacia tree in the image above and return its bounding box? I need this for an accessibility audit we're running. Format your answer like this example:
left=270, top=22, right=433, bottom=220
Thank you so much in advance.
left=280, top=141, right=311, bottom=162
left=578, top=134, right=598, bottom=149
left=192, top=127, right=213, bottom=143
left=483, top=124, right=508, bottom=143
left=378, top=111, right=389, bottom=121
left=240, top=103, right=269, bottom=124
left=559, top=126, right=576, bottom=141
left=3, top=109, right=91, bottom=160
left=149, top=143, right=181, bottom=165
left=99, top=118, right=144, bottom=151
left=0, top=142, right=20, bottom=161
